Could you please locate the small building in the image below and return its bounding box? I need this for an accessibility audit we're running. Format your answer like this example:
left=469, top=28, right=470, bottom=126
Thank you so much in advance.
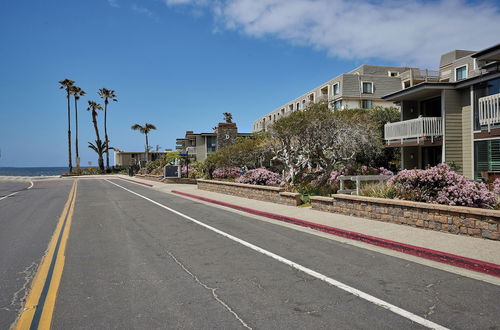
left=176, top=121, right=251, bottom=162
left=114, top=151, right=169, bottom=167
left=383, top=43, right=500, bottom=179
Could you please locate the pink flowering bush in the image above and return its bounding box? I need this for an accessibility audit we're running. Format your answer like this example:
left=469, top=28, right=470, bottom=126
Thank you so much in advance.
left=236, top=168, right=282, bottom=186
left=390, top=163, right=496, bottom=208
left=493, top=178, right=500, bottom=195
left=212, top=167, right=242, bottom=180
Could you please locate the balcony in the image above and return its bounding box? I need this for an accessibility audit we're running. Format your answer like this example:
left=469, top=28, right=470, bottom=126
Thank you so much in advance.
left=186, top=146, right=197, bottom=155
left=384, top=117, right=443, bottom=144
left=400, top=69, right=439, bottom=87
left=479, top=93, right=500, bottom=131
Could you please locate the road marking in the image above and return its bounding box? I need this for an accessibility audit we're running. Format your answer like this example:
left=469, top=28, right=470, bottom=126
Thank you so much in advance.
left=14, top=180, right=77, bottom=330
left=0, top=180, right=34, bottom=202
left=105, top=179, right=449, bottom=330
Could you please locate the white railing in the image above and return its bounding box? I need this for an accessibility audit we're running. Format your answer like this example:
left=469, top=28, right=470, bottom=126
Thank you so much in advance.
left=479, top=93, right=500, bottom=131
left=384, top=117, right=443, bottom=143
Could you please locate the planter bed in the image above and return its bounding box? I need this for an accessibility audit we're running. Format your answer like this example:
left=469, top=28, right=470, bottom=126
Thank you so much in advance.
left=310, top=194, right=500, bottom=241
left=197, top=179, right=302, bottom=206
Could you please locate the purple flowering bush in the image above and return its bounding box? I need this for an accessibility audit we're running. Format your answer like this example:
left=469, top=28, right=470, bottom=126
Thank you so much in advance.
left=236, top=168, right=282, bottom=186
left=212, top=167, right=242, bottom=180
left=493, top=178, right=500, bottom=195
left=390, top=163, right=496, bottom=208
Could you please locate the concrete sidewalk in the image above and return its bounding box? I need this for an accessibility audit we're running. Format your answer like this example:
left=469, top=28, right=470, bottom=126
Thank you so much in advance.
left=116, top=175, right=500, bottom=267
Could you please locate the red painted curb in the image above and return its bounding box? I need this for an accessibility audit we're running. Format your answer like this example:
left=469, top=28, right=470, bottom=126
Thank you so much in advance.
left=172, top=190, right=500, bottom=278
left=117, top=177, right=154, bottom=187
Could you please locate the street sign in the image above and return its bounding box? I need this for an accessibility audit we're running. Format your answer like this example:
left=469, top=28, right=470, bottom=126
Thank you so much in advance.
left=164, top=165, right=181, bottom=178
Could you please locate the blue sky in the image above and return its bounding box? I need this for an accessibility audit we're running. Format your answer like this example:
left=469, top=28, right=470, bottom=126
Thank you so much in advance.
left=0, top=0, right=499, bottom=167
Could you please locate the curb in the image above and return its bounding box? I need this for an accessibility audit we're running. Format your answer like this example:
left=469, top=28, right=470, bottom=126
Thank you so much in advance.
left=172, top=190, right=500, bottom=278
left=117, top=177, right=154, bottom=187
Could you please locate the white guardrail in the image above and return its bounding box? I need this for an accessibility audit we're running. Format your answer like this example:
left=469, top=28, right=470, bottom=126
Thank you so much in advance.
left=384, top=116, right=443, bottom=143
left=479, top=93, right=500, bottom=131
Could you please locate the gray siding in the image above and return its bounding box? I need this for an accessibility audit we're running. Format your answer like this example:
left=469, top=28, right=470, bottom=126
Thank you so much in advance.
left=443, top=90, right=463, bottom=172
left=462, top=105, right=473, bottom=179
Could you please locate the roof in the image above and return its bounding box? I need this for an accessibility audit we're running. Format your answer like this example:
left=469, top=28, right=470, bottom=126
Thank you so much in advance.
left=472, top=43, right=500, bottom=62
left=383, top=71, right=500, bottom=101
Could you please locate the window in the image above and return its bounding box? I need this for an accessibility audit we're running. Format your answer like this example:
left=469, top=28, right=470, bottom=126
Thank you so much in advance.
left=296, top=102, right=300, bottom=110
left=332, top=82, right=340, bottom=96
left=455, top=65, right=467, bottom=81
left=362, top=82, right=373, bottom=94
left=206, top=136, right=216, bottom=153
left=361, top=100, right=373, bottom=109
left=289, top=104, right=293, bottom=111
left=388, top=71, right=398, bottom=77
left=474, top=139, right=500, bottom=179
left=333, top=100, right=342, bottom=110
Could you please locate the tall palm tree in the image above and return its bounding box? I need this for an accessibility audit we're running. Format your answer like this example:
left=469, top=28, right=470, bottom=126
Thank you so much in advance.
left=98, top=88, right=117, bottom=171
left=131, top=123, right=157, bottom=163
left=87, top=100, right=106, bottom=172
left=70, top=85, right=86, bottom=168
left=59, top=78, right=75, bottom=173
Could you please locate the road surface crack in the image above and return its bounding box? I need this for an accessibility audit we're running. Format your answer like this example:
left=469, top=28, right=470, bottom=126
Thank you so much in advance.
left=165, top=250, right=253, bottom=330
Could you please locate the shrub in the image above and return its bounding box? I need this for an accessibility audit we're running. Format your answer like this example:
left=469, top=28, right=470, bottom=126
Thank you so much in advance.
left=235, top=168, right=282, bottom=186
left=212, top=167, right=242, bottom=180
left=493, top=178, right=500, bottom=195
left=390, top=163, right=496, bottom=208
left=360, top=183, right=397, bottom=199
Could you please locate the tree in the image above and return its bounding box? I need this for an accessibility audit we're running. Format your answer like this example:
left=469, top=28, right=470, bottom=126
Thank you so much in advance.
left=98, top=88, right=117, bottom=171
left=59, top=78, right=75, bottom=173
left=204, top=133, right=271, bottom=170
left=69, top=85, right=86, bottom=168
left=269, top=102, right=382, bottom=184
left=87, top=100, right=106, bottom=172
left=131, top=123, right=157, bottom=163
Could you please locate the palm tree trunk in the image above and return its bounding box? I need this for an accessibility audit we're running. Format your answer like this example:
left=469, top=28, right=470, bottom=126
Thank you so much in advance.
left=104, top=100, right=109, bottom=171
left=145, top=133, right=149, bottom=163
left=74, top=97, right=79, bottom=167
left=91, top=110, right=105, bottom=172
left=67, top=92, right=72, bottom=173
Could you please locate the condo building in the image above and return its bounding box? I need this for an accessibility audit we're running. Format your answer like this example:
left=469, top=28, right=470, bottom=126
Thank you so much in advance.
left=176, top=121, right=251, bottom=162
left=383, top=43, right=500, bottom=179
left=253, top=64, right=438, bottom=132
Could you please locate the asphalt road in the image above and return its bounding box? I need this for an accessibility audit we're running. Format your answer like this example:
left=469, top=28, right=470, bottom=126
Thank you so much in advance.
left=1, top=178, right=499, bottom=329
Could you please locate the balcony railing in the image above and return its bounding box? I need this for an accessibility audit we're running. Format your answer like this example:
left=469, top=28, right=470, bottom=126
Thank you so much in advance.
left=400, top=69, right=439, bottom=84
left=384, top=117, right=443, bottom=143
left=186, top=146, right=197, bottom=155
left=479, top=93, right=500, bottom=131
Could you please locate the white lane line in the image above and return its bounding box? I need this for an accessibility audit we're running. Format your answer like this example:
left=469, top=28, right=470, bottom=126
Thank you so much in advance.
left=105, top=179, right=448, bottom=330
left=0, top=181, right=34, bottom=202
left=0, top=191, right=19, bottom=201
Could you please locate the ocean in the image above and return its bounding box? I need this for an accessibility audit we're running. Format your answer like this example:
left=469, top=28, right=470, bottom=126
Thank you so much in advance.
left=0, top=167, right=68, bottom=177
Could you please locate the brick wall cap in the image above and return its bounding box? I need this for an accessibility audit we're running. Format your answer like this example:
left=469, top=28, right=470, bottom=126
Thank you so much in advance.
left=330, top=194, right=500, bottom=218
left=197, top=179, right=283, bottom=192
left=310, top=196, right=335, bottom=202
left=279, top=191, right=301, bottom=197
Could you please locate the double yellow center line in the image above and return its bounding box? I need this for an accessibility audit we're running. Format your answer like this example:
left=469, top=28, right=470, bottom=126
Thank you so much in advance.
left=15, top=179, right=78, bottom=330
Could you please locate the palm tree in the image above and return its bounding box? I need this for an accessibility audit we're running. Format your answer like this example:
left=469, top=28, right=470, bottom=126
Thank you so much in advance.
left=131, top=123, right=157, bottom=163
left=98, top=88, right=117, bottom=171
left=87, top=100, right=106, bottom=172
left=59, top=78, right=75, bottom=173
left=70, top=85, right=86, bottom=168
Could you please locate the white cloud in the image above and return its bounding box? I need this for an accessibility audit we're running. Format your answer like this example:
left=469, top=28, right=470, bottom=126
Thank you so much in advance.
left=132, top=4, right=154, bottom=17
left=164, top=0, right=500, bottom=67
left=108, top=0, right=119, bottom=8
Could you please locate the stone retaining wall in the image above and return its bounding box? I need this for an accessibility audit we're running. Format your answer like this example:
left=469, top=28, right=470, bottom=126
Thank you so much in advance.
left=311, top=194, right=500, bottom=240
left=197, top=179, right=302, bottom=206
